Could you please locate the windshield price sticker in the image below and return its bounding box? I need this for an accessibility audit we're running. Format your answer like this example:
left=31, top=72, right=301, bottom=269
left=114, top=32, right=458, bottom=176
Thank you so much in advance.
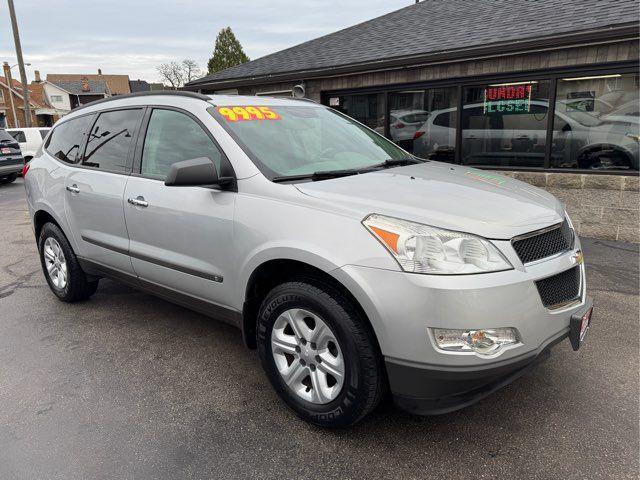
left=218, top=106, right=280, bottom=122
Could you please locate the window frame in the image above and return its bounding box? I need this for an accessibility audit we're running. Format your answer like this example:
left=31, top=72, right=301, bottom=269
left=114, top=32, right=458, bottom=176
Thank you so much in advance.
left=44, top=111, right=96, bottom=165
left=79, top=106, right=146, bottom=175
left=321, top=61, right=639, bottom=176
left=132, top=105, right=236, bottom=189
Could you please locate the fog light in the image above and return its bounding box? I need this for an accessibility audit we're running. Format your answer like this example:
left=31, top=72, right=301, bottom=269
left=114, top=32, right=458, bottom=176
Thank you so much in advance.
left=432, top=327, right=520, bottom=356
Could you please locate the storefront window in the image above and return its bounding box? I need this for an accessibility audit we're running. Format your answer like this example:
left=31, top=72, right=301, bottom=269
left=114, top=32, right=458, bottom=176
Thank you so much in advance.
left=550, top=73, right=639, bottom=171
left=389, top=87, right=457, bottom=162
left=461, top=81, right=550, bottom=168
left=327, top=93, right=386, bottom=133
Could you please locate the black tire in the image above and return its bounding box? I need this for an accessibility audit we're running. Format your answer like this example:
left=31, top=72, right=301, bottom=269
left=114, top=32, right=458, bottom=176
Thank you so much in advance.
left=0, top=173, right=17, bottom=184
left=38, top=222, right=99, bottom=302
left=257, top=280, right=385, bottom=427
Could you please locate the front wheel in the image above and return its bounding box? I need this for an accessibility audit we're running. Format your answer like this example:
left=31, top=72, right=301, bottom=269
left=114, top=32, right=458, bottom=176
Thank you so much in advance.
left=257, top=280, right=385, bottom=427
left=38, top=222, right=99, bottom=302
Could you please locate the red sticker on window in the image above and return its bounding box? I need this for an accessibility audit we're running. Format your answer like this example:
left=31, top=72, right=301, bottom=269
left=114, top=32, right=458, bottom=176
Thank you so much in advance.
left=217, top=106, right=281, bottom=122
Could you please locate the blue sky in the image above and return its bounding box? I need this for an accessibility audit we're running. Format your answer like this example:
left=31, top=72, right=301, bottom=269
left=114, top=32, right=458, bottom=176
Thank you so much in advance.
left=0, top=1, right=413, bottom=83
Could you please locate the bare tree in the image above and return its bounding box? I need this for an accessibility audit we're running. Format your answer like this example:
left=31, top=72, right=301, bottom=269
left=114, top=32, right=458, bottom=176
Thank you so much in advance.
left=182, top=59, right=202, bottom=83
left=156, top=59, right=203, bottom=89
left=156, top=61, right=185, bottom=89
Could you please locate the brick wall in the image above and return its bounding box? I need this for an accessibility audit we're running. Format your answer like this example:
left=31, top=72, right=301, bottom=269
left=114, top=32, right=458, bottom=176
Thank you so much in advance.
left=498, top=171, right=639, bottom=243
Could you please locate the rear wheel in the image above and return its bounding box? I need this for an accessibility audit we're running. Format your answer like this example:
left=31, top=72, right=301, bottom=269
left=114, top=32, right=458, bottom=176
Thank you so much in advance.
left=0, top=173, right=17, bottom=184
left=38, top=222, right=99, bottom=302
left=257, top=280, right=385, bottom=427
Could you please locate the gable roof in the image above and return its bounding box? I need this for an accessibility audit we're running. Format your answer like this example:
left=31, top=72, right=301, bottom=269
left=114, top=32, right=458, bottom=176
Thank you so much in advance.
left=0, top=76, right=46, bottom=108
left=47, top=73, right=131, bottom=94
left=50, top=79, right=109, bottom=95
left=187, top=0, right=638, bottom=89
left=129, top=79, right=151, bottom=92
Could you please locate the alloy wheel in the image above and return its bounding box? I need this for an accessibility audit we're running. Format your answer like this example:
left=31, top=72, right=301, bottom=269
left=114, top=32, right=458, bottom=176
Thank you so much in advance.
left=270, top=308, right=345, bottom=404
left=43, top=237, right=68, bottom=289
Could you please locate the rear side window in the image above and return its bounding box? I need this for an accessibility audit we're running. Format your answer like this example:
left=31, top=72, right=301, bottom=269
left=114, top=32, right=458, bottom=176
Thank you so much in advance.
left=45, top=115, right=93, bottom=163
left=141, top=108, right=222, bottom=179
left=83, top=109, right=143, bottom=173
left=39, top=129, right=49, bottom=139
left=8, top=131, right=26, bottom=143
left=0, top=130, right=15, bottom=142
left=433, top=111, right=456, bottom=128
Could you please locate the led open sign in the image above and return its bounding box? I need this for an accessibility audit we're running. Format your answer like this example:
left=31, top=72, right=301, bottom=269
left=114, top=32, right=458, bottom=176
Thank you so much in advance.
left=483, top=84, right=533, bottom=114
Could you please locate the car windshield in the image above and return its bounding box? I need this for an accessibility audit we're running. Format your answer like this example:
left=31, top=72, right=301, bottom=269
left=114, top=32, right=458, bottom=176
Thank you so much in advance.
left=209, top=105, right=410, bottom=180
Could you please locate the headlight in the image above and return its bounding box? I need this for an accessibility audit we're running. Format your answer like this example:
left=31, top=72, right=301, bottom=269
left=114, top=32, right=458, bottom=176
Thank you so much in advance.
left=432, top=327, right=520, bottom=356
left=363, top=214, right=512, bottom=274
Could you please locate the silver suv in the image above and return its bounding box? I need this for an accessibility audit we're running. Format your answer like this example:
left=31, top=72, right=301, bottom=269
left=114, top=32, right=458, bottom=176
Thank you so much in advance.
left=24, top=92, right=593, bottom=427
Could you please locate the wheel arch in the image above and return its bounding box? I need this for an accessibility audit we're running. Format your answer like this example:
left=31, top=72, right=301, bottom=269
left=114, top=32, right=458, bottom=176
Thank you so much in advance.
left=241, top=258, right=379, bottom=354
left=33, top=208, right=65, bottom=242
left=575, top=143, right=636, bottom=169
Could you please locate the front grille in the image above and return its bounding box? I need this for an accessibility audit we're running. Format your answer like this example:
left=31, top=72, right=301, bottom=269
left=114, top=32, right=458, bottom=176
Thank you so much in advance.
left=535, top=266, right=581, bottom=309
left=512, top=221, right=573, bottom=264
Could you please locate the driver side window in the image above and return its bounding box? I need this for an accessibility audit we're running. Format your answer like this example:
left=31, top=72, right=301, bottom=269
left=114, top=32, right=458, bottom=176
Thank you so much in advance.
left=141, top=109, right=222, bottom=179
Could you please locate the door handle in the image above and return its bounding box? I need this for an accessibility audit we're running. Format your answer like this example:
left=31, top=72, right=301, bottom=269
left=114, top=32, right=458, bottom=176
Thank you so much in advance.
left=66, top=184, right=80, bottom=194
left=127, top=196, right=148, bottom=208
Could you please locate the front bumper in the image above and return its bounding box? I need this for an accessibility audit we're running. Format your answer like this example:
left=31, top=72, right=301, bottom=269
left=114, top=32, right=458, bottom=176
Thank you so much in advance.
left=331, top=242, right=590, bottom=414
left=388, top=298, right=593, bottom=414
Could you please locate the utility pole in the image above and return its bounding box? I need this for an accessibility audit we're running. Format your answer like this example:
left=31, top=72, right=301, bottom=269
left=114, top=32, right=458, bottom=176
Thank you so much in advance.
left=7, top=0, right=31, bottom=127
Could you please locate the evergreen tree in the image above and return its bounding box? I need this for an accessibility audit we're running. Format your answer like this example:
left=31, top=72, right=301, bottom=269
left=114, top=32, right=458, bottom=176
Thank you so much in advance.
left=207, top=27, right=250, bottom=74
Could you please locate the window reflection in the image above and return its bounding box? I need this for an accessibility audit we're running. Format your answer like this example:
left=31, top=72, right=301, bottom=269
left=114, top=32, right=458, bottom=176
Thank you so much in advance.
left=327, top=93, right=386, bottom=132
left=461, top=81, right=549, bottom=168
left=389, top=87, right=457, bottom=161
left=551, top=73, right=639, bottom=170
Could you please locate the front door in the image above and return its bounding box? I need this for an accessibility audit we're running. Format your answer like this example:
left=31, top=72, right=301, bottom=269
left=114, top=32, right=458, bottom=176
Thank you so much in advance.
left=123, top=107, right=236, bottom=307
left=64, top=108, right=144, bottom=274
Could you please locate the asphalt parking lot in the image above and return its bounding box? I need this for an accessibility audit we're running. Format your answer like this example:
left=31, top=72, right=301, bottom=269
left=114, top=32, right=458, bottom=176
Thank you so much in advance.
left=0, top=177, right=638, bottom=480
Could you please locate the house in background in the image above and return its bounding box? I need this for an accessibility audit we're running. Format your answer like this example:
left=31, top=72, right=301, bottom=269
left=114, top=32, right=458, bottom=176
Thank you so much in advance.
left=1, top=62, right=60, bottom=128
left=48, top=77, right=110, bottom=109
left=47, top=70, right=131, bottom=96
left=129, top=79, right=150, bottom=92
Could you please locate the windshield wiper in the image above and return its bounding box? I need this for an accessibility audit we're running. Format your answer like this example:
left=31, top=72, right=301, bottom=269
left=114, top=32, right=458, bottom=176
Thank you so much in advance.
left=379, top=157, right=425, bottom=167
left=271, top=157, right=425, bottom=183
left=272, top=169, right=360, bottom=183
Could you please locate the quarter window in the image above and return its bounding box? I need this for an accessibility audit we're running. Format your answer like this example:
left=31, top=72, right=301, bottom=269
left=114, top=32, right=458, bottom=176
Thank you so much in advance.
left=8, top=131, right=26, bottom=143
left=45, top=115, right=93, bottom=164
left=141, top=109, right=223, bottom=179
left=83, top=109, right=143, bottom=172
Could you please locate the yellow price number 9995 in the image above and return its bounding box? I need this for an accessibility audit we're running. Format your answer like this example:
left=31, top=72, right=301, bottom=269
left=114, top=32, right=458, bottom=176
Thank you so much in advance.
left=218, top=106, right=281, bottom=122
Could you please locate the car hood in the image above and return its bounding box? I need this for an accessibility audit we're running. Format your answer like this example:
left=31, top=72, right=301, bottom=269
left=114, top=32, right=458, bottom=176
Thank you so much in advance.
left=295, top=162, right=564, bottom=239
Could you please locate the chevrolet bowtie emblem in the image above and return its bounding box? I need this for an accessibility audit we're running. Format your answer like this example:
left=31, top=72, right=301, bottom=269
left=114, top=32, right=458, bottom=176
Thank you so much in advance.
left=572, top=250, right=584, bottom=265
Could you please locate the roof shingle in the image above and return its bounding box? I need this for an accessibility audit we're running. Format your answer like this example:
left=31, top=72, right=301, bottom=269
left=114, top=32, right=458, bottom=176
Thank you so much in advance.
left=47, top=73, right=131, bottom=94
left=50, top=79, right=109, bottom=95
left=189, top=0, right=637, bottom=87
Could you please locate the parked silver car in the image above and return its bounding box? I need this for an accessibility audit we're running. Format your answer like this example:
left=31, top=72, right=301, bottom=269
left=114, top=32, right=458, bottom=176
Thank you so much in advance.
left=414, top=100, right=639, bottom=169
left=24, top=92, right=593, bottom=427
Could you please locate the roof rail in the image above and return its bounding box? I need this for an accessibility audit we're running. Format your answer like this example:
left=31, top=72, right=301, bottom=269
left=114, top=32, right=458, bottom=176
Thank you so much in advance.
left=73, top=90, right=211, bottom=112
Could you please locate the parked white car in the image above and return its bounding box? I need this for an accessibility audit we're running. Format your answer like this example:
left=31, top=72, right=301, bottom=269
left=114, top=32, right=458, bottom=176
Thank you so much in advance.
left=413, top=101, right=639, bottom=170
left=7, top=127, right=50, bottom=163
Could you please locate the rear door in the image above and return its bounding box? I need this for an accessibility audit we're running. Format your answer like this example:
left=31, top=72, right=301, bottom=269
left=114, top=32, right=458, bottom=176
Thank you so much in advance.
left=123, top=107, right=236, bottom=306
left=64, top=108, right=144, bottom=274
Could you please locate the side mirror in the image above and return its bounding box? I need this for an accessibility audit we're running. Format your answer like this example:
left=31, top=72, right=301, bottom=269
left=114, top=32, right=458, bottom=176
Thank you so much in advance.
left=164, top=157, right=233, bottom=188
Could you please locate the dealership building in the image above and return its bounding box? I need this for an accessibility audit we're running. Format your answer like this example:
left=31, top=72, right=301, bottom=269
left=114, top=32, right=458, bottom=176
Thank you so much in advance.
left=186, top=0, right=640, bottom=242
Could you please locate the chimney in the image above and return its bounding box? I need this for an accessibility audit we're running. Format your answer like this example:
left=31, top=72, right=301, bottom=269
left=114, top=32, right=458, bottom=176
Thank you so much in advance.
left=2, top=62, right=11, bottom=84
left=34, top=70, right=42, bottom=83
left=97, top=68, right=102, bottom=75
left=81, top=76, right=90, bottom=92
